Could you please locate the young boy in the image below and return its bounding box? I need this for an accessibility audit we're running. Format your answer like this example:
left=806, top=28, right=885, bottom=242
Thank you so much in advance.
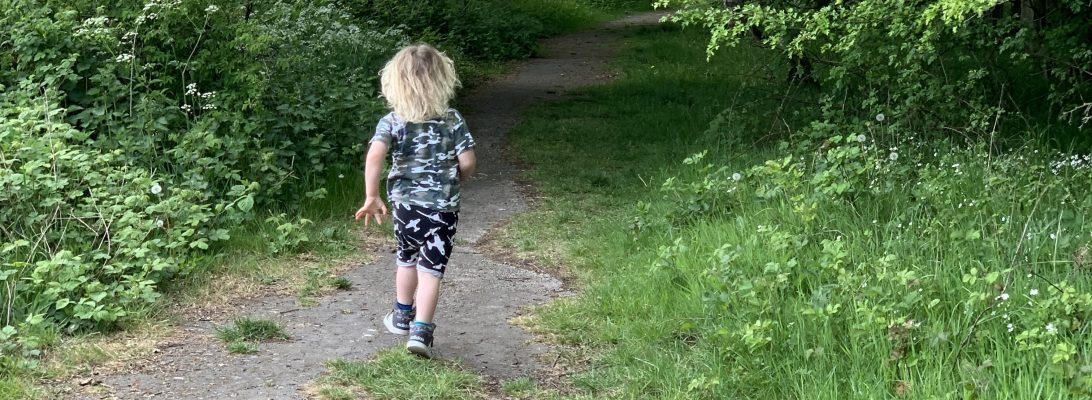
left=355, top=44, right=476, bottom=359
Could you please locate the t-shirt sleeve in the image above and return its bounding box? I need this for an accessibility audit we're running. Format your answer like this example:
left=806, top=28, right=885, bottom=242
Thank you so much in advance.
left=370, top=114, right=395, bottom=146
left=452, top=110, right=476, bottom=155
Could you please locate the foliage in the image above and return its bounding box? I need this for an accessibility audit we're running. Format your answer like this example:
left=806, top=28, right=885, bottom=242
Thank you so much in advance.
left=0, top=0, right=401, bottom=366
left=337, top=0, right=554, bottom=60
left=657, top=0, right=1092, bottom=143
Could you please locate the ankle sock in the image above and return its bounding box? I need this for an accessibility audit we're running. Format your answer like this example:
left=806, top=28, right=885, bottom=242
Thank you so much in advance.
left=413, top=321, right=435, bottom=331
left=396, top=301, right=413, bottom=312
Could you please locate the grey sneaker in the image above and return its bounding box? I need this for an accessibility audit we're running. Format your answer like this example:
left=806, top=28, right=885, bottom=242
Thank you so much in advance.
left=383, top=307, right=414, bottom=335
left=406, top=323, right=434, bottom=359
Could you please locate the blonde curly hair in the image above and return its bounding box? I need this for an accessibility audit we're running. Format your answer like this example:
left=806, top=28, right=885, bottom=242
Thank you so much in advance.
left=380, top=44, right=461, bottom=123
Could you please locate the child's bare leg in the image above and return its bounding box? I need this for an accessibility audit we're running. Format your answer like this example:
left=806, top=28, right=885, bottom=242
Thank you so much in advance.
left=413, top=272, right=442, bottom=323
left=395, top=266, right=417, bottom=306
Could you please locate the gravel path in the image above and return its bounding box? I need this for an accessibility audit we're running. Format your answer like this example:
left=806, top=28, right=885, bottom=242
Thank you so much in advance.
left=76, top=12, right=663, bottom=400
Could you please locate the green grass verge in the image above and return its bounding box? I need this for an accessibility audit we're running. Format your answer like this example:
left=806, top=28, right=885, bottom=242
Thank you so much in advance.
left=502, top=19, right=1091, bottom=400
left=316, top=349, right=485, bottom=400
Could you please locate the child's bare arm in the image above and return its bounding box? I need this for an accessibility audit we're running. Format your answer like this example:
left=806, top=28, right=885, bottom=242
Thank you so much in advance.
left=355, top=142, right=389, bottom=225
left=458, top=149, right=477, bottom=182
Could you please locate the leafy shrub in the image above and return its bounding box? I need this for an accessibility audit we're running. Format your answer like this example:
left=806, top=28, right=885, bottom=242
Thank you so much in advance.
left=337, top=0, right=545, bottom=60
left=658, top=0, right=1092, bottom=144
left=0, top=0, right=403, bottom=362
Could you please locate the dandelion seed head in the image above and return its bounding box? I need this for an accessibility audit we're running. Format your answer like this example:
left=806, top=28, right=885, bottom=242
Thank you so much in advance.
left=150, top=183, right=163, bottom=195
left=889, top=152, right=899, bottom=161
left=732, top=173, right=742, bottom=181
left=876, top=113, right=885, bottom=122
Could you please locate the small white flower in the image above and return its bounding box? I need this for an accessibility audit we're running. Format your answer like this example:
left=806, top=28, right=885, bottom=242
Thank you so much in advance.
left=1049, top=233, right=1057, bottom=240
left=115, top=53, right=135, bottom=63
left=996, top=293, right=1009, bottom=301
left=1007, top=323, right=1014, bottom=332
left=875, top=113, right=886, bottom=122
left=150, top=183, right=163, bottom=195
left=889, top=152, right=899, bottom=161
left=1030, top=288, right=1039, bottom=296
left=1045, top=323, right=1057, bottom=334
left=155, top=219, right=165, bottom=228
left=856, top=134, right=867, bottom=143
left=205, top=4, right=220, bottom=13
left=1003, top=313, right=1010, bottom=320
left=180, top=104, right=192, bottom=113
left=338, top=174, right=345, bottom=179
left=731, top=173, right=742, bottom=181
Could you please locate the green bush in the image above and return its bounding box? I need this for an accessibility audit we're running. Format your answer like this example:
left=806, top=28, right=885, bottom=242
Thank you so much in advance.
left=337, top=0, right=543, bottom=60
left=0, top=0, right=403, bottom=363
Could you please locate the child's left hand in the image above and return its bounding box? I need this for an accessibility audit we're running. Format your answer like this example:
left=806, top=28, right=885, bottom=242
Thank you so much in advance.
left=354, top=197, right=388, bottom=226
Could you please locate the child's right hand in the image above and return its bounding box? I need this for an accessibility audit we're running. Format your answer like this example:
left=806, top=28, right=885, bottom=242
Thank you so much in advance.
left=354, top=197, right=388, bottom=226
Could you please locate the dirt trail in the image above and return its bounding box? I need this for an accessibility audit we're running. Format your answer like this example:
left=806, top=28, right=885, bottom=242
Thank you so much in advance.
left=77, top=12, right=663, bottom=400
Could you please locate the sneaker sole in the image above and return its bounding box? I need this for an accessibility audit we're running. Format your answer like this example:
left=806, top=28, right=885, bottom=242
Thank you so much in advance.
left=383, top=312, right=409, bottom=335
left=406, top=340, right=432, bottom=359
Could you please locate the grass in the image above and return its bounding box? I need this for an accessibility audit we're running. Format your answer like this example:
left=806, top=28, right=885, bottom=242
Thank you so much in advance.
left=215, top=317, right=291, bottom=344
left=315, top=348, right=485, bottom=400
left=0, top=377, right=38, bottom=400
left=216, top=317, right=290, bottom=355
left=497, top=18, right=1092, bottom=400
left=227, top=341, right=259, bottom=355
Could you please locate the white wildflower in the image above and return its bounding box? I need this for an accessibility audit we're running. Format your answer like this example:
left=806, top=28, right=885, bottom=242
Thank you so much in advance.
left=876, top=113, right=886, bottom=122
left=889, top=152, right=899, bottom=161
left=205, top=4, right=220, bottom=13
left=180, top=104, right=192, bottom=113
left=1030, top=288, right=1039, bottom=296
left=856, top=134, right=867, bottom=143
left=338, top=174, right=345, bottom=179
left=1007, top=323, right=1014, bottom=332
left=1046, top=323, right=1057, bottom=334
left=155, top=219, right=165, bottom=228
left=997, top=293, right=1009, bottom=301
left=732, top=173, right=742, bottom=181
left=115, top=53, right=135, bottom=63
left=1050, top=233, right=1057, bottom=240
left=185, top=83, right=198, bottom=96
left=150, top=183, right=163, bottom=195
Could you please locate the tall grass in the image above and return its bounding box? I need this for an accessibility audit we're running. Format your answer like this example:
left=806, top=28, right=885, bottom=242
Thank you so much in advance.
left=503, top=23, right=1092, bottom=399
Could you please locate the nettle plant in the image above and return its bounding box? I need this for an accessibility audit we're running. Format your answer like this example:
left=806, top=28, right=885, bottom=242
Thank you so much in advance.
left=1, top=0, right=404, bottom=365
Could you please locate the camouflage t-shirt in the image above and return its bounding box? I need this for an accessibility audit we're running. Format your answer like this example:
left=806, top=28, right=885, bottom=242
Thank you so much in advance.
left=370, top=109, right=476, bottom=212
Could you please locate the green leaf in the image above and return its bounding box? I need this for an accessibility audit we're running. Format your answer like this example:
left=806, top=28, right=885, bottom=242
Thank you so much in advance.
left=237, top=195, right=255, bottom=212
